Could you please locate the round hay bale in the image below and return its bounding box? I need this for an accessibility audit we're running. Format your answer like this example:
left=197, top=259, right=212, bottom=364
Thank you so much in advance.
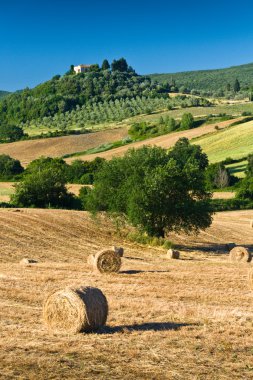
left=113, top=246, right=124, bottom=257
left=87, top=254, right=95, bottom=266
left=248, top=269, right=253, bottom=290
left=229, top=246, right=252, bottom=263
left=93, top=249, right=121, bottom=274
left=43, top=286, right=108, bottom=334
left=167, top=249, right=180, bottom=259
left=20, top=258, right=38, bottom=265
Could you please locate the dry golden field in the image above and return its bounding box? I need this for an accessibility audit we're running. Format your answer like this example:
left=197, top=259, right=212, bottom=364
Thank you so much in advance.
left=1, top=208, right=253, bottom=379
left=0, top=127, right=128, bottom=167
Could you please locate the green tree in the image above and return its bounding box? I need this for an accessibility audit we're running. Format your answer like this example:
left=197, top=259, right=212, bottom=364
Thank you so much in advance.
left=0, top=155, right=24, bottom=179
left=205, top=163, right=231, bottom=189
left=236, top=177, right=253, bottom=200
left=111, top=58, right=128, bottom=72
left=86, top=144, right=212, bottom=237
left=180, top=113, right=194, bottom=130
left=102, top=59, right=110, bottom=70
left=245, top=154, right=253, bottom=177
left=234, top=79, right=240, bottom=93
left=0, top=124, right=25, bottom=142
left=11, top=157, right=76, bottom=208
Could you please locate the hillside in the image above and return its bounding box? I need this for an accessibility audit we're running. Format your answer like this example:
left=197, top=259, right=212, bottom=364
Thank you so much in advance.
left=193, top=119, right=253, bottom=163
left=65, top=117, right=242, bottom=163
left=149, top=62, right=253, bottom=92
left=1, top=208, right=253, bottom=379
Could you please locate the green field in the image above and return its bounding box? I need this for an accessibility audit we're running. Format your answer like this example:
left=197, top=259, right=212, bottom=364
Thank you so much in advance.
left=193, top=120, right=253, bottom=163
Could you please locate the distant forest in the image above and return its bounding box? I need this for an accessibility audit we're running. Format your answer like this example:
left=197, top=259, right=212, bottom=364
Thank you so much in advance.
left=149, top=62, right=253, bottom=97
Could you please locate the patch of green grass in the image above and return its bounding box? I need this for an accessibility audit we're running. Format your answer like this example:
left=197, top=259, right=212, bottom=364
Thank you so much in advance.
left=193, top=120, right=253, bottom=163
left=226, top=160, right=247, bottom=178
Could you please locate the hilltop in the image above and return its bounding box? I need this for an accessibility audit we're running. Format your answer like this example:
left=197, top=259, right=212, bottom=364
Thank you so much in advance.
left=149, top=62, right=253, bottom=93
left=0, top=58, right=168, bottom=127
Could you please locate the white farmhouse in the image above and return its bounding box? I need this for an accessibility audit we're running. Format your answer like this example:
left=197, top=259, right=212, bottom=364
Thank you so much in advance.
left=74, top=64, right=91, bottom=74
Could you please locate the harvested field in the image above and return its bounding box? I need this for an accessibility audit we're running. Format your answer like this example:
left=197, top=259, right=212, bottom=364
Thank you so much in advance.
left=0, top=182, right=84, bottom=202
left=212, top=191, right=235, bottom=200
left=1, top=208, right=253, bottom=379
left=66, top=117, right=242, bottom=163
left=0, top=127, right=128, bottom=167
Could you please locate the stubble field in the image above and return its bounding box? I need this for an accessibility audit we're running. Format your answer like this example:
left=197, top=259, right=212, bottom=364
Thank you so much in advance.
left=1, top=209, right=253, bottom=379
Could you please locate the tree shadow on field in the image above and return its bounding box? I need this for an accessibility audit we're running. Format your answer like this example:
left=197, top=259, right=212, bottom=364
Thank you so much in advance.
left=176, top=243, right=235, bottom=254
left=98, top=322, right=197, bottom=335
left=120, top=270, right=170, bottom=274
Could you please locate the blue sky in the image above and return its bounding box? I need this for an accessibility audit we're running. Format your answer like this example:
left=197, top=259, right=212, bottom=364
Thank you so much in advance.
left=1, top=0, right=253, bottom=91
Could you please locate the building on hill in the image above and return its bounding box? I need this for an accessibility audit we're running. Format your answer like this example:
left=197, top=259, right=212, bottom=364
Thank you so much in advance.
left=74, top=64, right=91, bottom=74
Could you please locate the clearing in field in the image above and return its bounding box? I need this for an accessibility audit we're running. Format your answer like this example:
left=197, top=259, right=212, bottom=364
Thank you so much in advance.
left=1, top=209, right=253, bottom=379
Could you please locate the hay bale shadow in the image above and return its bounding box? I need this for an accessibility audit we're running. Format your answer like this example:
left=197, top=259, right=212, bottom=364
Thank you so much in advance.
left=98, top=322, right=197, bottom=334
left=121, top=270, right=170, bottom=274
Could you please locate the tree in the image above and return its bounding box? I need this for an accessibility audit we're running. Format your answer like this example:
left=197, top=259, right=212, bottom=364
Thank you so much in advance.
left=102, top=59, right=110, bottom=70
left=0, top=154, right=24, bottom=179
left=0, top=124, right=25, bottom=142
left=236, top=177, right=253, bottom=200
left=226, top=83, right=231, bottom=92
left=111, top=58, right=128, bottom=72
left=11, top=157, right=76, bottom=208
left=180, top=113, right=194, bottom=130
left=66, top=65, right=75, bottom=75
left=86, top=144, right=213, bottom=237
left=245, top=154, right=253, bottom=177
left=234, top=79, right=240, bottom=93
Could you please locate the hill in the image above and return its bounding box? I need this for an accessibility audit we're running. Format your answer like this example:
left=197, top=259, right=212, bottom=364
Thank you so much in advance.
left=149, top=62, right=253, bottom=92
left=1, top=208, right=253, bottom=379
left=0, top=59, right=168, bottom=127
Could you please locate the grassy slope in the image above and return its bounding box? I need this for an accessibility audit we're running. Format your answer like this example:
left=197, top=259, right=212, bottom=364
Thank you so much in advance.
left=193, top=120, right=253, bottom=163
left=1, top=208, right=253, bottom=379
left=149, top=62, right=253, bottom=91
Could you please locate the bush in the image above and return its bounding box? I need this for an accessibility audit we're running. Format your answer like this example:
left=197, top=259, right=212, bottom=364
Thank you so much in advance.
left=180, top=113, right=194, bottom=130
left=11, top=157, right=77, bottom=209
left=0, top=154, right=24, bottom=179
left=205, top=163, right=237, bottom=189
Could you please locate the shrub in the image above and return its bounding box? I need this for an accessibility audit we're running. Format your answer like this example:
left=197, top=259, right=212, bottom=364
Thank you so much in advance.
left=0, top=154, right=24, bottom=179
left=180, top=113, right=194, bottom=130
